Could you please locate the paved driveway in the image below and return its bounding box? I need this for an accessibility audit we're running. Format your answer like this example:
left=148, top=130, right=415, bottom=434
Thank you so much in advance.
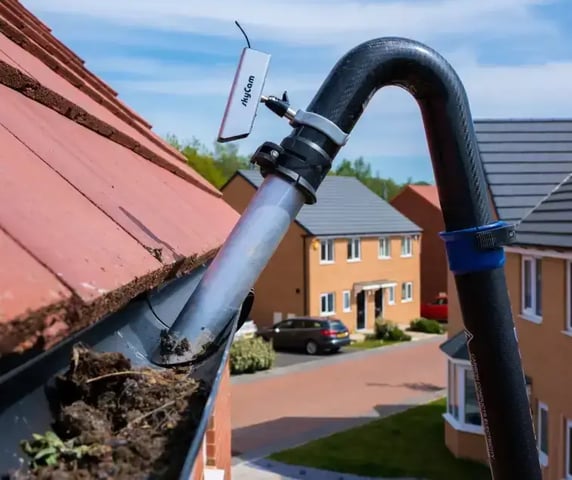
left=273, top=348, right=352, bottom=368
left=231, top=336, right=446, bottom=460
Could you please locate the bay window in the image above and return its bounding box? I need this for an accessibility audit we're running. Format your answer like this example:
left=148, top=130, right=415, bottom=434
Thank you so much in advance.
left=445, top=360, right=483, bottom=434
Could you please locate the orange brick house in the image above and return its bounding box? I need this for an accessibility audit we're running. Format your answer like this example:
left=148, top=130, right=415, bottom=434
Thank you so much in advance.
left=441, top=119, right=572, bottom=480
left=222, top=169, right=422, bottom=331
left=391, top=184, right=447, bottom=304
left=0, top=2, right=236, bottom=479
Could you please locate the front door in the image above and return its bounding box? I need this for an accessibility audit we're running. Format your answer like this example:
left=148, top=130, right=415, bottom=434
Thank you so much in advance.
left=374, top=288, right=383, bottom=319
left=356, top=291, right=366, bottom=330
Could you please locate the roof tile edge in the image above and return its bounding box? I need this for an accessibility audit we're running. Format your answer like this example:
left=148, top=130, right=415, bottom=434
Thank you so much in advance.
left=0, top=247, right=220, bottom=358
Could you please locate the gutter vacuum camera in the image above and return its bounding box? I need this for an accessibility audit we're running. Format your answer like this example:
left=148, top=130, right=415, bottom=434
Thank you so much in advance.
left=217, top=22, right=270, bottom=142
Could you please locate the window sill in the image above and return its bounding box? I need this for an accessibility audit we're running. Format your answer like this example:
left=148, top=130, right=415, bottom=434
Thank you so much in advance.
left=562, top=330, right=572, bottom=338
left=519, top=313, right=543, bottom=324
left=319, top=260, right=335, bottom=265
left=443, top=413, right=484, bottom=435
left=320, top=312, right=336, bottom=316
left=343, top=309, right=351, bottom=313
left=347, top=258, right=361, bottom=263
left=400, top=254, right=413, bottom=258
left=401, top=299, right=413, bottom=303
left=388, top=301, right=395, bottom=306
left=378, top=256, right=391, bottom=260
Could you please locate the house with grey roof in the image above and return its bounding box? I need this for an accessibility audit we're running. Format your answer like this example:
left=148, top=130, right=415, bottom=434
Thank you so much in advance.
left=441, top=119, right=572, bottom=477
left=221, top=169, right=423, bottom=332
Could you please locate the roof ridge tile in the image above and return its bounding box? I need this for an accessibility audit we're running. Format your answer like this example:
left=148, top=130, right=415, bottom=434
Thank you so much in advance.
left=0, top=59, right=218, bottom=197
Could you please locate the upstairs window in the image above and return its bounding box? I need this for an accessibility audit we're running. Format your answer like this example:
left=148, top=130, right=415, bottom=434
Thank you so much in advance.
left=401, top=236, right=412, bottom=257
left=347, top=238, right=361, bottom=261
left=522, top=256, right=542, bottom=321
left=567, top=261, right=572, bottom=332
left=320, top=239, right=334, bottom=263
left=379, top=237, right=391, bottom=259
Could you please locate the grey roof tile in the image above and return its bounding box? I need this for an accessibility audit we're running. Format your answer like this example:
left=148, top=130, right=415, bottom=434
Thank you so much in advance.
left=476, top=119, right=572, bottom=226
left=517, top=174, right=572, bottom=248
left=439, top=331, right=469, bottom=361
left=235, top=169, right=421, bottom=236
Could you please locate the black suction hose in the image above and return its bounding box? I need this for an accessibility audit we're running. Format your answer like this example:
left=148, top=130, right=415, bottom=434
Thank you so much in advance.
left=265, top=37, right=541, bottom=480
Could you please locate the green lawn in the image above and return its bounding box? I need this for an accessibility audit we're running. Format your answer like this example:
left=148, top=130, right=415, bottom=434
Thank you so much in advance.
left=269, top=398, right=491, bottom=480
left=346, top=338, right=399, bottom=350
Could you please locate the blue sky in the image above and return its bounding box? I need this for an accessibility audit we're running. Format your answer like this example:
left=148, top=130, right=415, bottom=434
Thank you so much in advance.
left=22, top=0, right=572, bottom=183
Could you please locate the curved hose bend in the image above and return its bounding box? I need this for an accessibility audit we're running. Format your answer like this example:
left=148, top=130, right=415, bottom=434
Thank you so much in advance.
left=292, top=36, right=491, bottom=231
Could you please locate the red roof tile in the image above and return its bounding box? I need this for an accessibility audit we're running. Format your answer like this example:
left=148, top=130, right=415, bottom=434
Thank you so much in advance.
left=407, top=185, right=441, bottom=210
left=0, top=2, right=240, bottom=356
left=0, top=229, right=71, bottom=324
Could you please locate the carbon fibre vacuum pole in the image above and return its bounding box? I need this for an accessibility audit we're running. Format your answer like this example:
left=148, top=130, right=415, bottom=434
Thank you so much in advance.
left=155, top=36, right=541, bottom=480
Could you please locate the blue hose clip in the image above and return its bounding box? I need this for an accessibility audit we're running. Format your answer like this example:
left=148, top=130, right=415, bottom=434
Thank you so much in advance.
left=439, top=221, right=516, bottom=275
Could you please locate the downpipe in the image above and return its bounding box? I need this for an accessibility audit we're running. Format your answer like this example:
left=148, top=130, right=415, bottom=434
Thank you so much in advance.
left=155, top=37, right=541, bottom=480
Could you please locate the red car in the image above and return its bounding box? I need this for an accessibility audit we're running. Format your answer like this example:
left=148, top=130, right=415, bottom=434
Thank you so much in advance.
left=421, top=293, right=448, bottom=322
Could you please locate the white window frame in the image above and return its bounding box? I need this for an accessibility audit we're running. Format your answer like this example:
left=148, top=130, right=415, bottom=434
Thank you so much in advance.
left=387, top=285, right=395, bottom=305
left=401, top=282, right=413, bottom=303
left=320, top=292, right=335, bottom=316
left=347, top=237, right=361, bottom=262
left=566, top=419, right=572, bottom=479
left=401, top=235, right=412, bottom=257
left=378, top=236, right=391, bottom=259
left=320, top=238, right=334, bottom=264
left=521, top=255, right=542, bottom=323
left=567, top=260, right=572, bottom=333
left=443, top=359, right=484, bottom=435
left=342, top=290, right=351, bottom=313
left=537, top=401, right=548, bottom=467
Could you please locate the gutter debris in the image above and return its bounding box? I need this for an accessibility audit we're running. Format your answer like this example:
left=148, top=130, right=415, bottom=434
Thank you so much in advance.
left=159, top=329, right=191, bottom=357
left=4, top=344, right=206, bottom=480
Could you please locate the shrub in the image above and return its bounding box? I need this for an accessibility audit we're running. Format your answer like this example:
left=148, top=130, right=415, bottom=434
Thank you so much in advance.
left=409, top=318, right=445, bottom=334
left=230, top=336, right=275, bottom=375
left=374, top=318, right=412, bottom=342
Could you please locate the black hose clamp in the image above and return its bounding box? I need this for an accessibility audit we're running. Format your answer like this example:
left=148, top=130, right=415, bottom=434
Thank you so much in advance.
left=250, top=141, right=322, bottom=203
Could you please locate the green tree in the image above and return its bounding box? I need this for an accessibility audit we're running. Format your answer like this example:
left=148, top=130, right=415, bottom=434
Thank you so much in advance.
left=166, top=134, right=227, bottom=188
left=213, top=142, right=250, bottom=180
left=165, top=133, right=432, bottom=199
left=330, top=156, right=431, bottom=201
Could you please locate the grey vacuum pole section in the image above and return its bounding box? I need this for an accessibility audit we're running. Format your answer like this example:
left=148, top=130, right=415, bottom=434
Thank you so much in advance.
left=152, top=174, right=305, bottom=364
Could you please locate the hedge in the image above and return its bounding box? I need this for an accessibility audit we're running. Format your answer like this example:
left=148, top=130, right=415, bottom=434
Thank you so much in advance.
left=409, top=318, right=445, bottom=334
left=230, top=336, right=275, bottom=375
left=373, top=318, right=412, bottom=342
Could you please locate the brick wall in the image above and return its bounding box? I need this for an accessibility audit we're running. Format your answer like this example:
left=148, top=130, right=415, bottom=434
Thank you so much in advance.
left=192, top=361, right=232, bottom=480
